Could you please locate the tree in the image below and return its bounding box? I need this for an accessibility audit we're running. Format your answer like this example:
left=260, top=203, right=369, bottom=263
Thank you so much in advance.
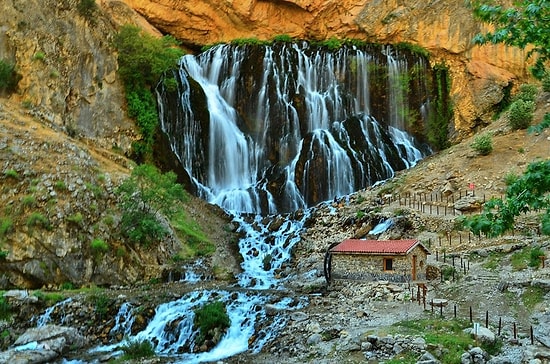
left=472, top=0, right=550, bottom=79
left=113, top=25, right=184, bottom=161
left=116, top=164, right=188, bottom=245
left=461, top=160, right=550, bottom=236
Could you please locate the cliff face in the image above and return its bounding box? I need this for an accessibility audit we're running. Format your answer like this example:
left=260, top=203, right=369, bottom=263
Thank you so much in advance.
left=0, top=0, right=144, bottom=150
left=123, top=0, right=531, bottom=139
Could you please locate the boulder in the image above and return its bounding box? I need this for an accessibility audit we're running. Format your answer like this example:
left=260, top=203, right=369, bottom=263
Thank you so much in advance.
left=0, top=325, right=86, bottom=364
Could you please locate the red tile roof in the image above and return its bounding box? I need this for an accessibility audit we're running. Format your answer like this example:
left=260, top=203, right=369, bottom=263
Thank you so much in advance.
left=330, top=239, right=429, bottom=255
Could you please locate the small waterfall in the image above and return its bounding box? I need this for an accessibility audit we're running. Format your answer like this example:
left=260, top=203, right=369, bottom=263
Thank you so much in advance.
left=158, top=42, right=433, bottom=214
left=110, top=302, right=136, bottom=338
left=35, top=297, right=72, bottom=327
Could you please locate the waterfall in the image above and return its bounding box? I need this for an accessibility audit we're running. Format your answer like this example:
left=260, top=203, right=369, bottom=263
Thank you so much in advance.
left=158, top=42, right=432, bottom=214
left=76, top=42, right=439, bottom=364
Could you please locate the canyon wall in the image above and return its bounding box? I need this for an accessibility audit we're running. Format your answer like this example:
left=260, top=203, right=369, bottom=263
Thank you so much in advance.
left=123, top=0, right=531, bottom=139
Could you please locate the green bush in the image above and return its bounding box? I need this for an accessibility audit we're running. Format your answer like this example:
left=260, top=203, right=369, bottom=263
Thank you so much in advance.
left=542, top=73, right=550, bottom=92
left=0, top=59, right=19, bottom=93
left=0, top=296, right=12, bottom=320
left=529, top=246, right=545, bottom=268
left=471, top=133, right=493, bottom=155
left=508, top=99, right=535, bottom=130
left=113, top=24, right=184, bottom=160
left=77, top=0, right=97, bottom=19
left=528, top=112, right=550, bottom=134
left=0, top=218, right=13, bottom=240
left=3, top=169, right=19, bottom=180
left=26, top=212, right=51, bottom=230
left=194, top=301, right=230, bottom=346
left=90, top=238, right=109, bottom=254
left=515, top=84, right=538, bottom=102
left=121, top=339, right=155, bottom=359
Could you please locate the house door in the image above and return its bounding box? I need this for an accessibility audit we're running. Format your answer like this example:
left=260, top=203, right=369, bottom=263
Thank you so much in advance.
left=412, top=255, right=417, bottom=281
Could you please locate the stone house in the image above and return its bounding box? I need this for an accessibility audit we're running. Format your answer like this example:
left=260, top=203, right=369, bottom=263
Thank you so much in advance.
left=327, top=239, right=430, bottom=282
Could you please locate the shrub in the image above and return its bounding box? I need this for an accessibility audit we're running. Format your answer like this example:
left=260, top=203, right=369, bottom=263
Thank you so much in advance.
left=515, top=83, right=538, bottom=102
left=528, top=112, right=550, bottom=134
left=529, top=246, right=545, bottom=268
left=26, top=212, right=51, bottom=230
left=508, top=99, right=535, bottom=130
left=543, top=73, right=550, bottom=92
left=0, top=296, right=12, bottom=320
left=471, top=133, right=493, bottom=155
left=77, top=0, right=97, bottom=19
left=194, top=301, right=230, bottom=346
left=32, top=52, right=45, bottom=62
left=0, top=218, right=13, bottom=239
left=0, top=59, right=20, bottom=93
left=116, top=164, right=188, bottom=246
left=121, top=339, right=155, bottom=359
left=54, top=181, right=67, bottom=191
left=3, top=169, right=19, bottom=180
left=21, top=195, right=36, bottom=209
left=113, top=24, right=184, bottom=160
left=90, top=238, right=109, bottom=254
left=67, top=212, right=84, bottom=225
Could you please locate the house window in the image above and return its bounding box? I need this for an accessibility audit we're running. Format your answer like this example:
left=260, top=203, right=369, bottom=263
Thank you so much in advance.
left=384, top=258, right=394, bottom=271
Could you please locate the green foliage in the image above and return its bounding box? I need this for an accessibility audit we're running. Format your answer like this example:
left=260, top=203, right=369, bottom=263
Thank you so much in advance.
left=114, top=25, right=183, bottom=89
left=529, top=246, right=545, bottom=267
left=515, top=83, right=538, bottom=102
left=116, top=164, right=187, bottom=246
left=26, top=212, right=51, bottom=230
left=3, top=169, right=19, bottom=180
left=113, top=24, right=184, bottom=160
left=509, top=99, right=535, bottom=130
left=471, top=133, right=493, bottom=155
left=89, top=288, right=110, bottom=319
left=0, top=218, right=13, bottom=240
left=21, top=195, right=37, bottom=209
left=67, top=212, right=83, bottom=225
left=171, top=212, right=214, bottom=259
left=542, top=73, right=550, bottom=92
left=32, top=52, right=45, bottom=62
left=461, top=160, right=550, bottom=237
left=230, top=37, right=268, bottom=46
left=90, top=238, right=109, bottom=254
left=504, top=172, right=519, bottom=186
left=396, top=42, right=430, bottom=59
left=0, top=296, right=12, bottom=320
left=472, top=0, right=550, bottom=79
left=391, top=318, right=476, bottom=364
left=0, top=59, right=20, bottom=94
left=427, top=63, right=452, bottom=150
left=54, top=180, right=67, bottom=191
left=121, top=339, right=155, bottom=359
left=522, top=286, right=546, bottom=310
left=528, top=112, right=550, bottom=134
left=77, top=0, right=97, bottom=19
left=272, top=34, right=294, bottom=43
left=194, top=300, right=230, bottom=346
left=317, top=37, right=342, bottom=50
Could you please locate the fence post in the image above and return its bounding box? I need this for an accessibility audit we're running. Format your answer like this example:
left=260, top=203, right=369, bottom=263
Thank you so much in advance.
left=498, top=317, right=502, bottom=336
left=485, top=311, right=489, bottom=328
left=469, top=306, right=473, bottom=323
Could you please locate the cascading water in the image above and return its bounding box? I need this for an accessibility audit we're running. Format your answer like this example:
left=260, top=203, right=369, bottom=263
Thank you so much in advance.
left=34, top=42, right=442, bottom=364
left=158, top=42, right=432, bottom=215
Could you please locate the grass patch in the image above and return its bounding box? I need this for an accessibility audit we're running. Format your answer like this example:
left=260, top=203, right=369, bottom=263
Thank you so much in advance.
left=32, top=291, right=66, bottom=305
left=482, top=252, right=504, bottom=270
left=120, top=339, right=155, bottom=360
left=391, top=318, right=484, bottom=364
left=0, top=295, right=12, bottom=320
left=194, top=300, right=230, bottom=346
left=172, top=212, right=215, bottom=259
left=3, top=169, right=19, bottom=180
left=522, top=286, right=546, bottom=310
left=26, top=212, right=51, bottom=230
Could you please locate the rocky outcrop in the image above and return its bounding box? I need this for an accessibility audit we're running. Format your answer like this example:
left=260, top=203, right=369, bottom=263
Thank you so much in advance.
left=122, top=0, right=532, bottom=140
left=0, top=0, right=147, bottom=151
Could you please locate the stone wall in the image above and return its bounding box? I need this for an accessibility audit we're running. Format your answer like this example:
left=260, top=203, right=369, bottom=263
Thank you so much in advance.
left=331, top=246, right=428, bottom=282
